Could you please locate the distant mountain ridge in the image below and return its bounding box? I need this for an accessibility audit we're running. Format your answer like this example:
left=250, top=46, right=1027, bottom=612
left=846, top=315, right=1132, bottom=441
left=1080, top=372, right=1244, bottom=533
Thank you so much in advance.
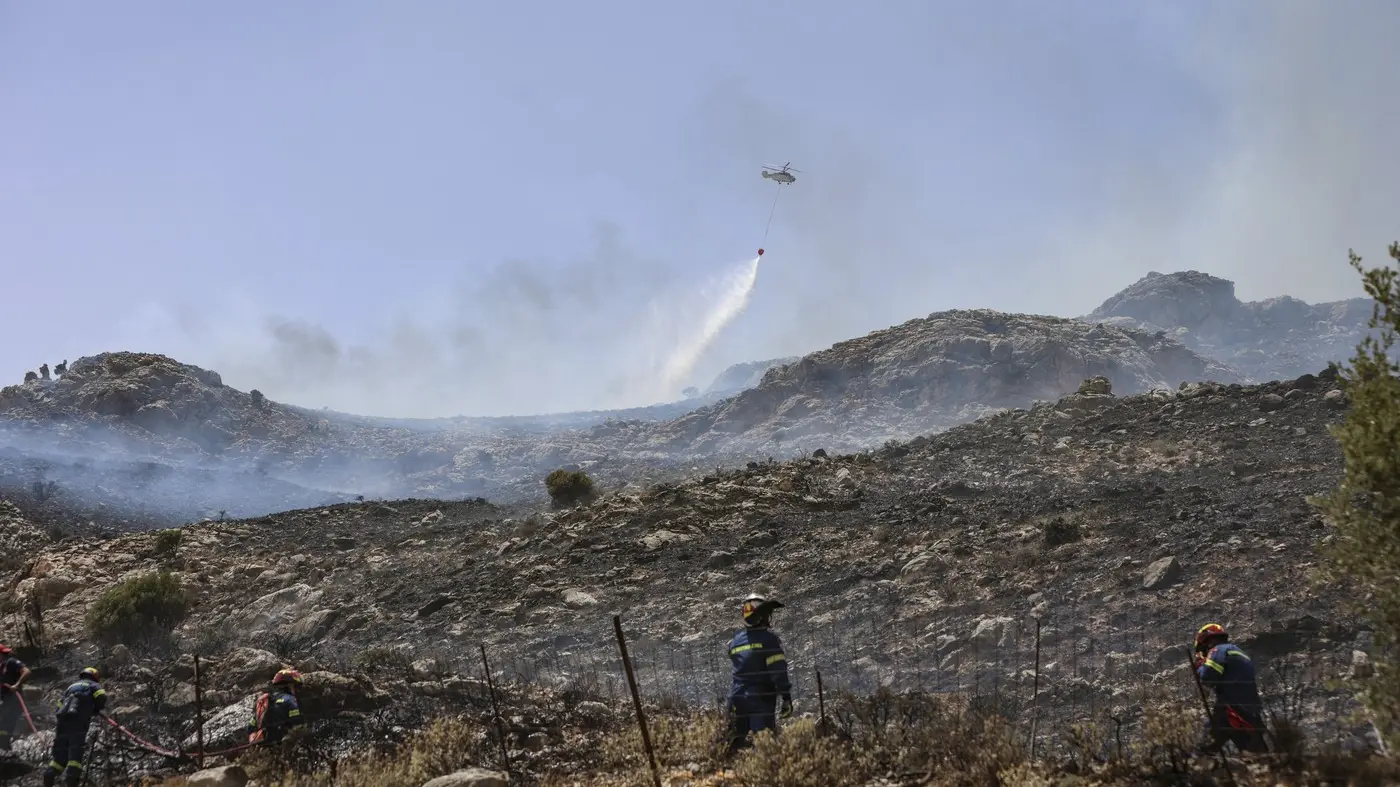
left=0, top=270, right=1362, bottom=526
left=1083, top=270, right=1369, bottom=381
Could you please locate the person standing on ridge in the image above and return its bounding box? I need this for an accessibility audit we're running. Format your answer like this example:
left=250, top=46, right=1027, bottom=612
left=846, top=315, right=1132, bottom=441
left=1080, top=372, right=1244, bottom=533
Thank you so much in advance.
left=0, top=644, right=30, bottom=752
left=1193, top=623, right=1269, bottom=754
left=726, top=593, right=793, bottom=754
left=248, top=669, right=305, bottom=745
left=44, top=667, right=106, bottom=787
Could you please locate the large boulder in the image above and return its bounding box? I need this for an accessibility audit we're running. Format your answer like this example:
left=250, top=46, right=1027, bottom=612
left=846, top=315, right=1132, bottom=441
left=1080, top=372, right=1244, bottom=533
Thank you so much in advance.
left=185, top=695, right=257, bottom=750
left=300, top=671, right=391, bottom=715
left=1143, top=556, right=1182, bottom=591
left=185, top=765, right=249, bottom=787
left=421, top=769, right=510, bottom=787
left=229, top=584, right=329, bottom=639
left=1077, top=376, right=1112, bottom=395
left=213, top=648, right=287, bottom=692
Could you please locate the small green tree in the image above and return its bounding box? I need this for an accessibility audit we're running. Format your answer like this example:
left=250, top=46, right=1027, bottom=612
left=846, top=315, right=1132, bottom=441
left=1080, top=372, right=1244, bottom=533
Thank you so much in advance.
left=1315, top=242, right=1400, bottom=749
left=545, top=468, right=596, bottom=508
left=85, top=571, right=191, bottom=646
left=152, top=528, right=182, bottom=556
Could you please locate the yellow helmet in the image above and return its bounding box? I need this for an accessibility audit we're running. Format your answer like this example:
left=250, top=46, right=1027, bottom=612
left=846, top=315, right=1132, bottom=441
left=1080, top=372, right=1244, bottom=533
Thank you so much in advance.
left=1194, top=623, right=1228, bottom=652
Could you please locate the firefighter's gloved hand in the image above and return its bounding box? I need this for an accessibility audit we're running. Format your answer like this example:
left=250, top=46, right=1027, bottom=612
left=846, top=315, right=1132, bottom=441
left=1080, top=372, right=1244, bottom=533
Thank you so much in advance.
left=1192, top=654, right=1206, bottom=670
left=780, top=697, right=793, bottom=719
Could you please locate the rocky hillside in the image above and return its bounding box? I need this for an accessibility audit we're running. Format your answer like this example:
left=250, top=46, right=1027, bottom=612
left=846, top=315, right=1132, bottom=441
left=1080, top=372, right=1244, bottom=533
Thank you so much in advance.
left=0, top=501, right=47, bottom=565
left=0, top=368, right=1371, bottom=784
left=642, top=309, right=1240, bottom=456
left=1, top=271, right=1366, bottom=529
left=1085, top=270, right=1371, bottom=382
left=0, top=309, right=1242, bottom=529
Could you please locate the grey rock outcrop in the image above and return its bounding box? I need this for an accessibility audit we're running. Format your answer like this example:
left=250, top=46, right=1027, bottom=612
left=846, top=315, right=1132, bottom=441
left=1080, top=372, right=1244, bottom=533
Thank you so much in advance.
left=421, top=769, right=510, bottom=787
left=1085, top=271, right=1369, bottom=382
left=648, top=309, right=1240, bottom=455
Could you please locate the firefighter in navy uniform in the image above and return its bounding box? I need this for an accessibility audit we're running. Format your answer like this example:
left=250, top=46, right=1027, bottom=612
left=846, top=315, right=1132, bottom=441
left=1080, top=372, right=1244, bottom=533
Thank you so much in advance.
left=726, top=593, right=793, bottom=754
left=248, top=669, right=305, bottom=745
left=1194, top=623, right=1269, bottom=754
left=44, top=667, right=106, bottom=787
left=0, top=643, right=31, bottom=752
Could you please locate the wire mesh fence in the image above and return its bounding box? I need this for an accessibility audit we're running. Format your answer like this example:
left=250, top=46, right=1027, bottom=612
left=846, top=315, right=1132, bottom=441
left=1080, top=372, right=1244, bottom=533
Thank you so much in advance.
left=4, top=602, right=1382, bottom=784
left=487, top=604, right=1380, bottom=761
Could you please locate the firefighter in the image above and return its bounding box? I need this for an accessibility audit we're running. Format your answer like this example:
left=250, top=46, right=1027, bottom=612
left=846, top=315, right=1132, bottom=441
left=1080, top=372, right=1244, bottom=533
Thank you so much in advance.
left=44, top=667, right=105, bottom=787
left=1194, top=623, right=1269, bottom=754
left=0, top=644, right=31, bottom=752
left=726, top=593, right=793, bottom=754
left=248, top=669, right=305, bottom=745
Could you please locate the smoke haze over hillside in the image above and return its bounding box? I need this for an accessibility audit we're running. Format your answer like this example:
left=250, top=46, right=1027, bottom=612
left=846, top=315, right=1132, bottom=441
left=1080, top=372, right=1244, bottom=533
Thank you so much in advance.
left=3, top=1, right=1395, bottom=417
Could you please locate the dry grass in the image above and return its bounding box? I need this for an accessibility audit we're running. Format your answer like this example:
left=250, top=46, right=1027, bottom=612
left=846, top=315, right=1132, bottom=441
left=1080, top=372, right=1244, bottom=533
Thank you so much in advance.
left=156, top=717, right=497, bottom=787
left=146, top=688, right=1400, bottom=787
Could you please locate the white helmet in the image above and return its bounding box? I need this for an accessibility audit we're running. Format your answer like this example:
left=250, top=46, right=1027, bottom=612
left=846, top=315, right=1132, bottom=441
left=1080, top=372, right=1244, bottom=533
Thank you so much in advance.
left=741, top=593, right=783, bottom=626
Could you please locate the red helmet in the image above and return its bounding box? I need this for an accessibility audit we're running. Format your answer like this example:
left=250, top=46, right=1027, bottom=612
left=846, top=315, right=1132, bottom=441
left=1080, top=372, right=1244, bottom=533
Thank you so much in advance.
left=0, top=644, right=11, bottom=656
left=271, top=669, right=303, bottom=687
left=1194, top=623, right=1227, bottom=651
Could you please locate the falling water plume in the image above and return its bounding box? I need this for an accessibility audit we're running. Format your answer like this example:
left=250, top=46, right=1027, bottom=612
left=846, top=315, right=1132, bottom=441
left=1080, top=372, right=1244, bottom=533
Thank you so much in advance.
left=659, top=255, right=762, bottom=392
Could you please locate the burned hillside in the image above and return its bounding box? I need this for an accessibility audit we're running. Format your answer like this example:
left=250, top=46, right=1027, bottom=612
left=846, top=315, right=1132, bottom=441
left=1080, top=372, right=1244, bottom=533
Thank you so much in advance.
left=0, top=366, right=1373, bottom=785
left=640, top=309, right=1241, bottom=456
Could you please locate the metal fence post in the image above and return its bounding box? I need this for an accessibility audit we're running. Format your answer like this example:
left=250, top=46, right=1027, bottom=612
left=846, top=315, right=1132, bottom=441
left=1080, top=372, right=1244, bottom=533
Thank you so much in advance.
left=193, top=654, right=205, bottom=769
left=613, top=615, right=662, bottom=787
left=1030, top=618, right=1041, bottom=759
left=479, top=644, right=514, bottom=782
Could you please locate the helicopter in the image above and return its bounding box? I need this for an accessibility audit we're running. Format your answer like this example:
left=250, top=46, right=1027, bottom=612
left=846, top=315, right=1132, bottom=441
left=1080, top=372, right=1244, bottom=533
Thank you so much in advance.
left=760, top=161, right=799, bottom=185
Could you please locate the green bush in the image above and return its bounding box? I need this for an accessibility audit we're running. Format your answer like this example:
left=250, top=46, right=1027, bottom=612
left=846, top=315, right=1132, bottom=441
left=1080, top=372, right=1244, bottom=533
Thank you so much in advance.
left=1316, top=241, right=1400, bottom=751
left=85, top=571, right=191, bottom=646
left=152, top=528, right=182, bottom=556
left=545, top=468, right=596, bottom=507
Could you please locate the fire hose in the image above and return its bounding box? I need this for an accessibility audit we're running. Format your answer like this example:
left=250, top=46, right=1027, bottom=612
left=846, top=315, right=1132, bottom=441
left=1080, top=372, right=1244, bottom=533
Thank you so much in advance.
left=100, top=715, right=263, bottom=760
left=13, top=690, right=37, bottom=734
left=17, top=694, right=261, bottom=762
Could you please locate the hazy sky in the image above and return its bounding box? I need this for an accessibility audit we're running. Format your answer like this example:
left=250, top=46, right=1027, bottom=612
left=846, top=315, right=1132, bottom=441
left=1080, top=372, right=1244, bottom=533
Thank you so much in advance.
left=4, top=1, right=1397, bottom=417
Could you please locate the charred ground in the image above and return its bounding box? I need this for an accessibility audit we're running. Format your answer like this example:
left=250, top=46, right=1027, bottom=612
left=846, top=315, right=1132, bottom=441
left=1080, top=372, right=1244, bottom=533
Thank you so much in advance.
left=0, top=367, right=1372, bottom=784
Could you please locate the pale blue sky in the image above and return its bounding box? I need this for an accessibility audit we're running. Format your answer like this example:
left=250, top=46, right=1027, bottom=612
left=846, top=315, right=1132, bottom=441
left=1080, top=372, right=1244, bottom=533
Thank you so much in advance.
left=4, top=1, right=1397, bottom=416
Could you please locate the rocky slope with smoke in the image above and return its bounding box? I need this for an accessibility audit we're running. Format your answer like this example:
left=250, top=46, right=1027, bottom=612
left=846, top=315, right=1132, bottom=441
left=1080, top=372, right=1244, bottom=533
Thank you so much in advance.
left=0, top=271, right=1363, bottom=530
left=637, top=309, right=1241, bottom=456
left=0, top=368, right=1371, bottom=784
left=0, top=313, right=1234, bottom=528
left=1084, top=270, right=1372, bottom=382
left=702, top=356, right=800, bottom=397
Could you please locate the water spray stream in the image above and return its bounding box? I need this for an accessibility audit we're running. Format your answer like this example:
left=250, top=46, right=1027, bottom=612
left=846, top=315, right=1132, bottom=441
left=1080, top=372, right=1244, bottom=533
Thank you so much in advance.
left=659, top=255, right=762, bottom=392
